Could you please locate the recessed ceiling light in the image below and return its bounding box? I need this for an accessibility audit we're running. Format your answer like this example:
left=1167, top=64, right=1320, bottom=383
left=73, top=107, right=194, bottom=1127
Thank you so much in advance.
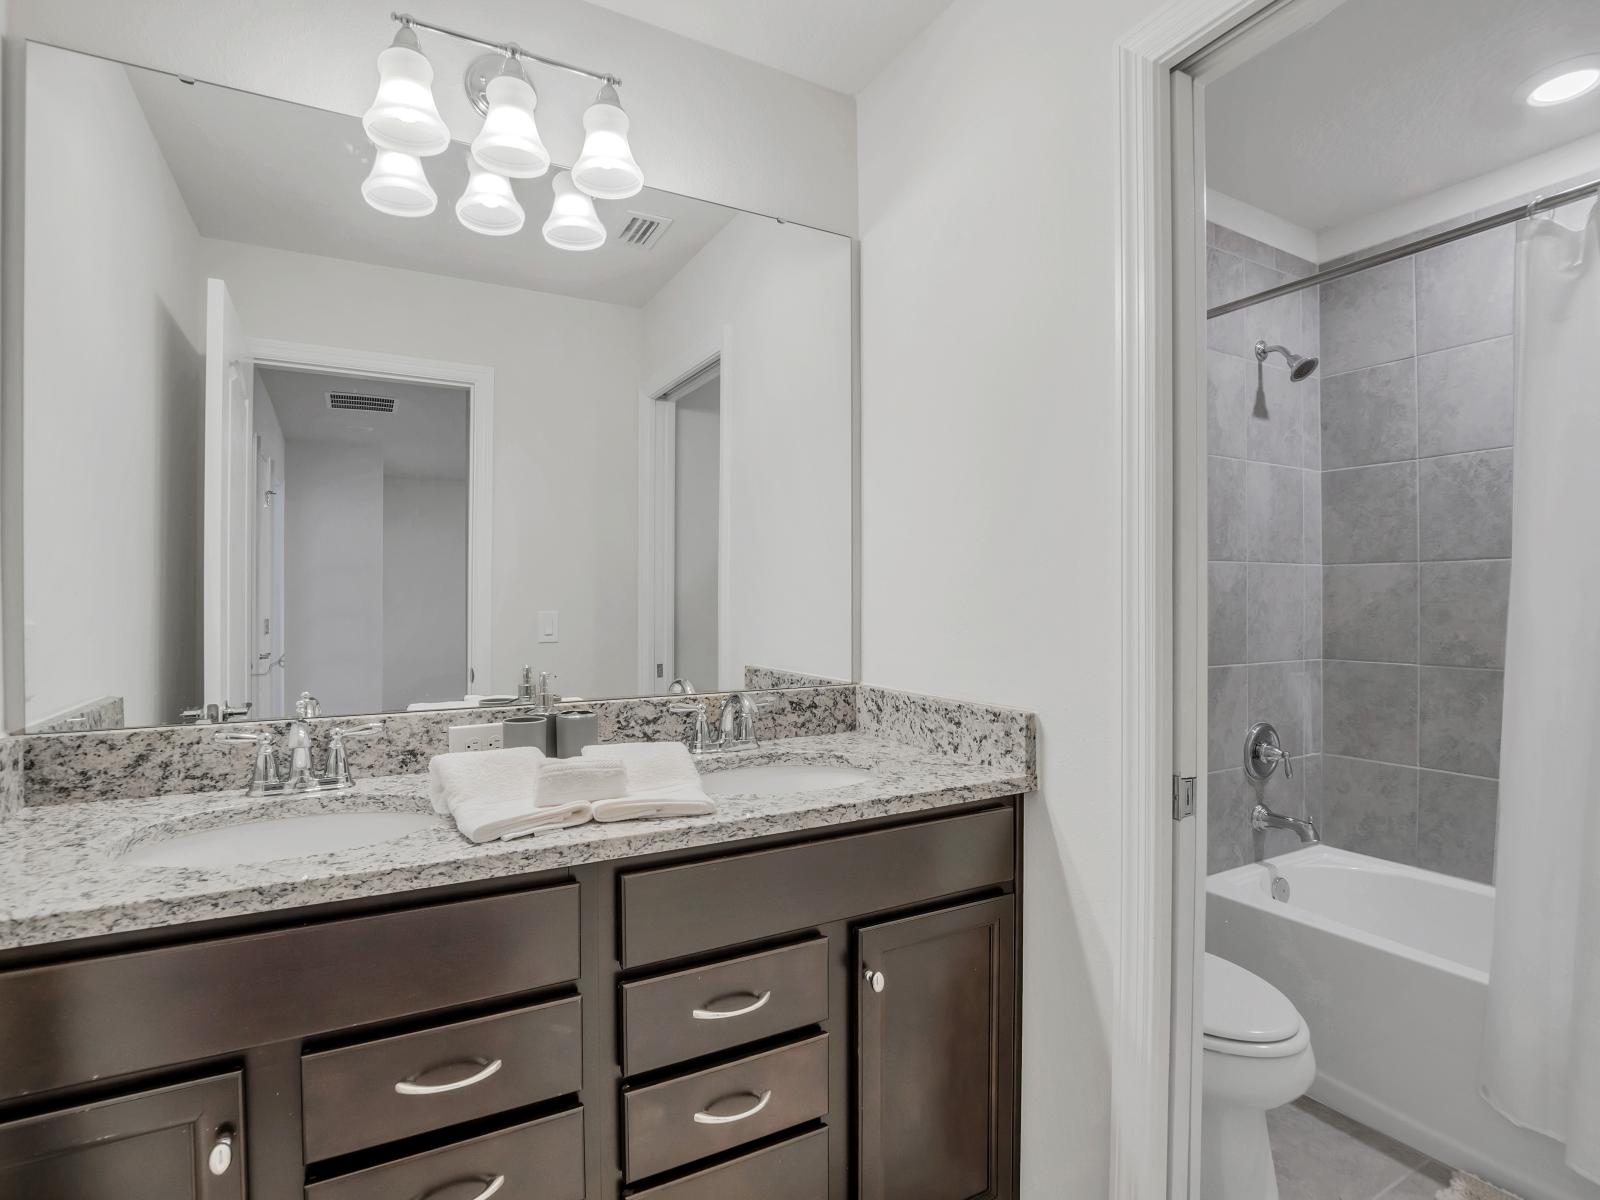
left=1519, top=57, right=1600, bottom=107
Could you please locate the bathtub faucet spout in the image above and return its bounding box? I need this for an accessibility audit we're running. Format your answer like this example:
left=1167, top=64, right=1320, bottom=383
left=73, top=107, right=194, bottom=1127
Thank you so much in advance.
left=1252, top=802, right=1320, bottom=845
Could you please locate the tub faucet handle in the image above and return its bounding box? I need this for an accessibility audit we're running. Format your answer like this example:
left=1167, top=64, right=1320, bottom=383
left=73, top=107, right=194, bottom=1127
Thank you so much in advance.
left=1245, top=720, right=1293, bottom=781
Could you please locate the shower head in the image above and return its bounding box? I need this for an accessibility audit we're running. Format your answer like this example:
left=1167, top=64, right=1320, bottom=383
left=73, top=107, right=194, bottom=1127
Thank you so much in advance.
left=1255, top=340, right=1320, bottom=382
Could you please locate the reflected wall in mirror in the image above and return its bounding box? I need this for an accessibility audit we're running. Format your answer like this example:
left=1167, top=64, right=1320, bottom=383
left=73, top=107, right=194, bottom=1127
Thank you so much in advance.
left=19, top=42, right=854, bottom=732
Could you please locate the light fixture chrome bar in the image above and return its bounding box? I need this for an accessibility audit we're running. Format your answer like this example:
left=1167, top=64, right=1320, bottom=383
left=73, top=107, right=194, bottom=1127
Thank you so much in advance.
left=1208, top=176, right=1600, bottom=319
left=392, top=12, right=622, bottom=87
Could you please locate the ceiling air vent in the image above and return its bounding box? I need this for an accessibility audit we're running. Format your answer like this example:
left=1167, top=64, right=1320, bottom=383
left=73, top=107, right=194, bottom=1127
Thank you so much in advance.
left=328, top=392, right=396, bottom=415
left=618, top=211, right=674, bottom=249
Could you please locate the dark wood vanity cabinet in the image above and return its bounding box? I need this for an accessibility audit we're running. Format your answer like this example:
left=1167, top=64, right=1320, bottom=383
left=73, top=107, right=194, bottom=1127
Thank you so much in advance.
left=0, top=798, right=1020, bottom=1199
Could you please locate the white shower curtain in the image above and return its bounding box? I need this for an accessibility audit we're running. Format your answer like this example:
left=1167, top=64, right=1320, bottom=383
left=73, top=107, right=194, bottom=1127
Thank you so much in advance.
left=1481, top=202, right=1600, bottom=1185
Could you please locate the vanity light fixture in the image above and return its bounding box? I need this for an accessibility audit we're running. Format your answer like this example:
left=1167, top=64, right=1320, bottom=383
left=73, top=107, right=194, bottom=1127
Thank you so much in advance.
left=358, top=13, right=638, bottom=250
left=456, top=158, right=526, bottom=236
left=542, top=171, right=607, bottom=250
left=362, top=25, right=451, bottom=156
left=571, top=84, right=644, bottom=200
left=1519, top=56, right=1600, bottom=107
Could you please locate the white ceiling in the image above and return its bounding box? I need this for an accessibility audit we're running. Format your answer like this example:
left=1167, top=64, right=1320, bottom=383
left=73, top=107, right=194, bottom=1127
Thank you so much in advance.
left=127, top=65, right=738, bottom=308
left=1205, top=0, right=1600, bottom=233
left=579, top=0, right=957, bottom=93
left=257, top=367, right=468, bottom=480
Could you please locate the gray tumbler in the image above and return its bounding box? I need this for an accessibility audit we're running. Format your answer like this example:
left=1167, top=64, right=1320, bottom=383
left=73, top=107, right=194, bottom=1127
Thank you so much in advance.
left=502, top=715, right=552, bottom=754
left=555, top=709, right=599, bottom=758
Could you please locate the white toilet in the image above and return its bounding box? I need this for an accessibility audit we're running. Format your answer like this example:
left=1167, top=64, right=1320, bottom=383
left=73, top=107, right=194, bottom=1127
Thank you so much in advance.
left=1201, top=954, right=1316, bottom=1200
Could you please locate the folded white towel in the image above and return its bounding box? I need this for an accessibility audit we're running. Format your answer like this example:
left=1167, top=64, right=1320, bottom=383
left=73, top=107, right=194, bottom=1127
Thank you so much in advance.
left=428, top=747, right=545, bottom=815
left=583, top=741, right=702, bottom=795
left=592, top=793, right=716, bottom=822
left=486, top=799, right=592, bottom=843
left=533, top=757, right=627, bottom=807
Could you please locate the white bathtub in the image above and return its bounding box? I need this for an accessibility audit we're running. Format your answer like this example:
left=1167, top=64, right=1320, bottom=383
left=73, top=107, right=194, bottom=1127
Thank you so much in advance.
left=1208, top=846, right=1600, bottom=1200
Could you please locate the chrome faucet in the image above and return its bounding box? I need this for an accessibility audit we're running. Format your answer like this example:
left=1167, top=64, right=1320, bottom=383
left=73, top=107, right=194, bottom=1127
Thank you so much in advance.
left=1251, top=803, right=1320, bottom=845
left=718, top=691, right=765, bottom=752
left=1243, top=720, right=1319, bottom=844
left=214, top=692, right=382, bottom=796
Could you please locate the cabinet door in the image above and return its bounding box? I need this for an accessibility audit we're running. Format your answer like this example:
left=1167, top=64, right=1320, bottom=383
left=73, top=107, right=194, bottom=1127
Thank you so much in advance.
left=858, top=896, right=1016, bottom=1200
left=0, top=1073, right=243, bottom=1200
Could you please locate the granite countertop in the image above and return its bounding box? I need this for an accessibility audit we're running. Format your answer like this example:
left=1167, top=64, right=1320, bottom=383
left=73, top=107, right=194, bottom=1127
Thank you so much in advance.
left=0, top=732, right=1031, bottom=951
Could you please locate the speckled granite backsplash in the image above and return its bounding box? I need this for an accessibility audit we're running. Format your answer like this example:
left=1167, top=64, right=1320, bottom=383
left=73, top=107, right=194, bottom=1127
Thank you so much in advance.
left=9, top=682, right=1034, bottom=809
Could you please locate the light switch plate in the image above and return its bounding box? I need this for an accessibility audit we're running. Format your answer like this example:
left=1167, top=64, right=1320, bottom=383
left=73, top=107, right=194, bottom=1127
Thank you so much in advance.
left=538, top=610, right=559, bottom=643
left=448, top=722, right=503, bottom=752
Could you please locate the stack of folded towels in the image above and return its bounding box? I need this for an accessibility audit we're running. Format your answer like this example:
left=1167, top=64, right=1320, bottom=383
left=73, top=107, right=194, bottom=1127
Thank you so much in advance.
left=428, top=741, right=715, bottom=844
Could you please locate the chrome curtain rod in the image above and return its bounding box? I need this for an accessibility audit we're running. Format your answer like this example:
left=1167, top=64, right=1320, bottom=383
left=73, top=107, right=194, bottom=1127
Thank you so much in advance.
left=392, top=12, right=622, bottom=87
left=1207, top=176, right=1600, bottom=319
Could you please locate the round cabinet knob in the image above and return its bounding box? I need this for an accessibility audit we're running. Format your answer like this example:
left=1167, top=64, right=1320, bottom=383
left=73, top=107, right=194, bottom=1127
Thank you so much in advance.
left=208, top=1132, right=234, bottom=1176
left=864, top=968, right=886, bottom=993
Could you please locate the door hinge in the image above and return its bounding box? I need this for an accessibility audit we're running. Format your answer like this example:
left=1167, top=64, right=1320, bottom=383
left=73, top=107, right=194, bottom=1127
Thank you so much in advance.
left=1172, top=775, right=1196, bottom=821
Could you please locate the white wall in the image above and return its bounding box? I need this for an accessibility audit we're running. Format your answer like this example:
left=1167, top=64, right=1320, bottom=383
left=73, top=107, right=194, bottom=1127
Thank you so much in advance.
left=643, top=213, right=853, bottom=686
left=858, top=0, right=1164, bottom=1193
left=200, top=237, right=643, bottom=701
left=383, top=474, right=467, bottom=710
left=283, top=439, right=383, bottom=714
left=3, top=0, right=857, bottom=236
left=22, top=43, right=203, bottom=728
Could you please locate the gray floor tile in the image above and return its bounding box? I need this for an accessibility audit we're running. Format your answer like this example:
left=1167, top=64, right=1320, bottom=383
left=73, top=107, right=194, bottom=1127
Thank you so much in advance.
left=1269, top=1097, right=1427, bottom=1200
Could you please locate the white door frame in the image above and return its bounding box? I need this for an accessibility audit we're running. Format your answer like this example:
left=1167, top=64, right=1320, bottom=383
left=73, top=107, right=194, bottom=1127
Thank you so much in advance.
left=636, top=331, right=734, bottom=694
left=1112, top=1, right=1340, bottom=1196
left=248, top=338, right=496, bottom=697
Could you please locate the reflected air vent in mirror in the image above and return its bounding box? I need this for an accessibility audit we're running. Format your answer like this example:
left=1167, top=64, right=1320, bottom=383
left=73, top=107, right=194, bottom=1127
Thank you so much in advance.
left=618, top=212, right=673, bottom=249
left=328, top=392, right=396, bottom=415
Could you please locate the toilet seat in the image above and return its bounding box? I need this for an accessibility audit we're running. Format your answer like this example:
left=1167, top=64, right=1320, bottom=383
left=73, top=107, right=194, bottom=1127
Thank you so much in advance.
left=1202, top=954, right=1307, bottom=1060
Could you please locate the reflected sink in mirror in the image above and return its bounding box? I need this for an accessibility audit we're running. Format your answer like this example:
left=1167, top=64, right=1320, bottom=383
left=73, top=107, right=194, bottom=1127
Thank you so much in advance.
left=699, top=762, right=873, bottom=796
left=121, top=811, right=439, bottom=869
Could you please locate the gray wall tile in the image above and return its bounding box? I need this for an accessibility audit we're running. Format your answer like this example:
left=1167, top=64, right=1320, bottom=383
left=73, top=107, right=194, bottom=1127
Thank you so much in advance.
left=1209, top=222, right=1281, bottom=270
left=1208, top=768, right=1250, bottom=873
left=1324, top=462, right=1419, bottom=563
left=1247, top=462, right=1306, bottom=563
left=1210, top=665, right=1247, bottom=771
left=1419, top=667, right=1503, bottom=778
left=1210, top=562, right=1246, bottom=666
left=1242, top=259, right=1302, bottom=361
left=1420, top=560, right=1510, bottom=668
left=1321, top=258, right=1415, bottom=374
left=1208, top=350, right=1249, bottom=458
left=1324, top=661, right=1418, bottom=763
left=1322, top=755, right=1419, bottom=863
left=1419, top=450, right=1513, bottom=561
left=1248, top=363, right=1305, bottom=467
left=1323, top=564, right=1418, bottom=663
left=1302, top=564, right=1323, bottom=667
left=1302, top=469, right=1322, bottom=563
left=1246, top=563, right=1305, bottom=663
left=1321, top=361, right=1418, bottom=468
left=1209, top=455, right=1247, bottom=561
left=1415, top=225, right=1514, bottom=354
left=1248, top=660, right=1316, bottom=759
left=1417, top=337, right=1513, bottom=457
left=1417, top=771, right=1497, bottom=883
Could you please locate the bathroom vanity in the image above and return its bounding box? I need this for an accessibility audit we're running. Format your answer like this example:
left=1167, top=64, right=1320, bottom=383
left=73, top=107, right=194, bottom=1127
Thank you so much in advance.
left=0, top=711, right=1029, bottom=1200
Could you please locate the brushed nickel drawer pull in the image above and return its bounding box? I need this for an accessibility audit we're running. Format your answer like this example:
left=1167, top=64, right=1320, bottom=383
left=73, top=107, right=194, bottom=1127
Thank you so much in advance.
left=421, top=1174, right=504, bottom=1200
left=394, top=1057, right=503, bottom=1096
left=693, top=1089, right=772, bottom=1125
left=692, top=990, right=773, bottom=1021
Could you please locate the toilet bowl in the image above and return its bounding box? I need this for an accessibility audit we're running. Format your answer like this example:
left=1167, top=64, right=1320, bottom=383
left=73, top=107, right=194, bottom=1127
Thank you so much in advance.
left=1200, top=953, right=1315, bottom=1200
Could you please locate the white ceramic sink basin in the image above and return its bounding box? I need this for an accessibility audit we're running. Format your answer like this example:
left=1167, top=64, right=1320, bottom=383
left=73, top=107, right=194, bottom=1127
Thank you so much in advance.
left=121, top=811, right=438, bottom=868
left=700, top=762, right=872, bottom=796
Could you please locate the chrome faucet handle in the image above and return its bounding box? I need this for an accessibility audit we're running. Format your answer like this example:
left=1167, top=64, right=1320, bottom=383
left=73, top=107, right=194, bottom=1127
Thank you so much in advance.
left=213, top=728, right=283, bottom=795
left=295, top=692, right=322, bottom=720
left=670, top=702, right=717, bottom=754
left=718, top=692, right=772, bottom=750
left=219, top=701, right=252, bottom=722
left=1244, top=720, right=1293, bottom=780
left=668, top=678, right=696, bottom=695
left=325, top=722, right=383, bottom=788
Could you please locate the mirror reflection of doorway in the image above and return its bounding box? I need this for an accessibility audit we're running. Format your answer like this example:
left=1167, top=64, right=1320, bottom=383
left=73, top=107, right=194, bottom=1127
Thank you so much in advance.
left=672, top=367, right=721, bottom=690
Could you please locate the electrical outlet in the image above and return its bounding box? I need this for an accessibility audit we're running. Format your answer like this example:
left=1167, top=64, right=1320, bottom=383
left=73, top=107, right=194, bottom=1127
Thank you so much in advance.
left=448, top=722, right=503, bottom=752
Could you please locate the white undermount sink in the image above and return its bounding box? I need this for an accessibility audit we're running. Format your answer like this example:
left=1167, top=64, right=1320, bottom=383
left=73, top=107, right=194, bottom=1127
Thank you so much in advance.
left=121, top=811, right=439, bottom=868
left=699, top=762, right=872, bottom=796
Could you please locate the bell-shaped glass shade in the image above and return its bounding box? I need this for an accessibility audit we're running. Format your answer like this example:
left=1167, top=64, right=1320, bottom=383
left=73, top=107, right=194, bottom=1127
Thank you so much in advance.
left=361, top=148, right=438, bottom=218
left=362, top=28, right=450, bottom=157
left=571, top=87, right=644, bottom=199
left=456, top=162, right=525, bottom=236
left=542, top=171, right=607, bottom=251
left=471, top=69, right=550, bottom=178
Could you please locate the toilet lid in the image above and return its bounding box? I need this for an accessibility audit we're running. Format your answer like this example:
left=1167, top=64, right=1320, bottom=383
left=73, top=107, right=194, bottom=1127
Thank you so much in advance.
left=1203, top=954, right=1302, bottom=1044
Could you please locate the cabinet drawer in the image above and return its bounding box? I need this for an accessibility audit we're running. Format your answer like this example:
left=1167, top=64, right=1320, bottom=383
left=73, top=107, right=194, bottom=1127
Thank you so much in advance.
left=628, top=1126, right=828, bottom=1199
left=623, top=1034, right=828, bottom=1183
left=0, top=883, right=580, bottom=1102
left=619, top=807, right=1014, bottom=967
left=621, top=938, right=828, bottom=1075
left=304, top=1108, right=582, bottom=1200
left=302, top=995, right=582, bottom=1161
